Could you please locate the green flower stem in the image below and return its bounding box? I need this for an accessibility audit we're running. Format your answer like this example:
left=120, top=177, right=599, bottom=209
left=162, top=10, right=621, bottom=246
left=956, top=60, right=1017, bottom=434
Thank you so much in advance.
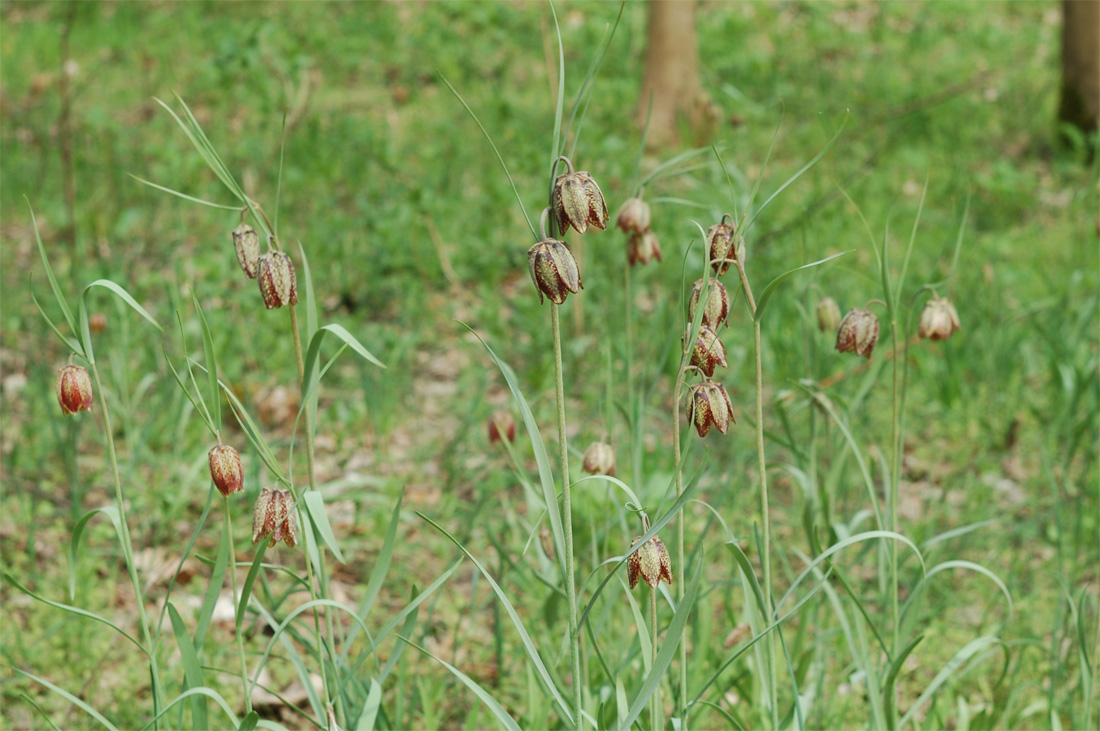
left=624, top=261, right=639, bottom=488
left=889, top=318, right=903, bottom=729
left=734, top=258, right=778, bottom=730
left=672, top=360, right=688, bottom=726
left=552, top=303, right=583, bottom=730
left=651, top=587, right=661, bottom=731
left=88, top=362, right=164, bottom=720
left=224, top=499, right=252, bottom=714
left=287, top=304, right=339, bottom=726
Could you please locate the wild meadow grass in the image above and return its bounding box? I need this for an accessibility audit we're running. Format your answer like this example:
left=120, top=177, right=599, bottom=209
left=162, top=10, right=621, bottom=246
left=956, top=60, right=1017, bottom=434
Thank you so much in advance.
left=2, top=2, right=1097, bottom=730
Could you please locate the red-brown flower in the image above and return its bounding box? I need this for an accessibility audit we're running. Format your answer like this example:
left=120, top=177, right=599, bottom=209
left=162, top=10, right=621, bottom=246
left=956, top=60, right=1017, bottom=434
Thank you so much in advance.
left=689, top=380, right=735, bottom=436
left=252, top=487, right=298, bottom=548
left=835, top=308, right=880, bottom=358
left=628, top=535, right=673, bottom=590
left=528, top=239, right=582, bottom=305
left=707, top=221, right=739, bottom=275
left=488, top=411, right=516, bottom=444
left=552, top=170, right=608, bottom=235
left=689, top=278, right=730, bottom=329
left=56, top=365, right=93, bottom=415
left=688, top=324, right=728, bottom=378
left=616, top=197, right=651, bottom=234
left=208, top=444, right=244, bottom=497
left=626, top=230, right=662, bottom=267
left=258, top=252, right=298, bottom=309
left=233, top=223, right=261, bottom=279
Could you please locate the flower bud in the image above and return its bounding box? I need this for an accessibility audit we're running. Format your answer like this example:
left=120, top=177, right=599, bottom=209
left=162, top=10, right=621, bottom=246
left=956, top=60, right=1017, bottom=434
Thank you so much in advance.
left=918, top=296, right=961, bottom=341
left=616, top=197, right=651, bottom=234
left=689, top=380, right=735, bottom=437
left=835, top=308, right=880, bottom=358
left=552, top=170, right=609, bottom=235
left=258, top=251, right=298, bottom=309
left=208, top=444, right=244, bottom=497
left=488, top=411, right=516, bottom=444
left=689, top=279, right=730, bottom=329
left=687, top=324, right=728, bottom=377
left=528, top=239, right=582, bottom=305
left=628, top=535, right=673, bottom=590
left=707, top=221, right=738, bottom=275
left=88, top=312, right=107, bottom=333
left=626, top=230, right=662, bottom=267
left=252, top=487, right=298, bottom=548
left=233, top=223, right=261, bottom=279
left=582, top=442, right=616, bottom=476
left=816, top=297, right=842, bottom=333
left=56, top=365, right=93, bottom=415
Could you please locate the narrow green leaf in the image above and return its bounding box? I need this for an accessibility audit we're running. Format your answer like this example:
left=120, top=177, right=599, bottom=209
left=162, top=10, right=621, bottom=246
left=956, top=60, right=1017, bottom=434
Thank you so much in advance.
left=193, top=294, right=222, bottom=432
left=620, top=564, right=703, bottom=731
left=67, top=506, right=122, bottom=601
left=298, top=244, right=319, bottom=344
left=27, top=199, right=78, bottom=340
left=418, top=512, right=573, bottom=726
left=884, top=633, right=924, bottom=724
left=461, top=324, right=568, bottom=583
left=12, top=667, right=121, bottom=731
left=402, top=637, right=522, bottom=731
left=236, top=544, right=268, bottom=632
left=5, top=573, right=144, bottom=654
left=356, top=681, right=382, bottom=731
left=898, top=636, right=1006, bottom=728
left=302, top=491, right=346, bottom=564
left=141, top=686, right=242, bottom=731
left=194, top=525, right=230, bottom=648
left=31, top=288, right=81, bottom=354
left=901, top=560, right=1013, bottom=624
left=82, top=279, right=163, bottom=332
left=219, top=380, right=287, bottom=484
left=345, top=489, right=404, bottom=654
left=746, top=110, right=849, bottom=231
left=301, top=324, right=386, bottom=414
left=127, top=174, right=240, bottom=209
left=167, top=602, right=209, bottom=730
left=726, top=541, right=768, bottom=620
left=380, top=588, right=419, bottom=684
left=18, top=692, right=63, bottom=731
left=754, top=251, right=849, bottom=322
left=237, top=711, right=260, bottom=731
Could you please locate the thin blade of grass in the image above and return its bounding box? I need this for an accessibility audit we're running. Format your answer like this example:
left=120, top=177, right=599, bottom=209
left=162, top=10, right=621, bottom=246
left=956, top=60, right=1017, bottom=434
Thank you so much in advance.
left=302, top=492, right=346, bottom=563
left=898, top=636, right=1007, bottom=728
left=901, top=560, right=1013, bottom=624
left=884, top=633, right=924, bottom=725
left=127, top=174, right=240, bottom=209
left=31, top=289, right=81, bottom=353
left=142, top=686, right=243, bottom=731
left=746, top=111, right=849, bottom=231
left=12, top=668, right=121, bottom=731
left=82, top=280, right=163, bottom=332
left=27, top=199, right=78, bottom=339
left=620, top=563, right=702, bottom=731
left=193, top=525, right=230, bottom=648
left=380, top=587, right=420, bottom=684
left=401, top=637, right=522, bottom=731
left=236, top=543, right=269, bottom=632
left=167, top=602, right=209, bottom=730
left=192, top=294, right=222, bottom=432
left=67, top=506, right=122, bottom=601
left=754, top=251, right=849, bottom=322
left=356, top=680, right=383, bottom=731
left=417, top=512, right=573, bottom=726
left=344, top=489, right=404, bottom=655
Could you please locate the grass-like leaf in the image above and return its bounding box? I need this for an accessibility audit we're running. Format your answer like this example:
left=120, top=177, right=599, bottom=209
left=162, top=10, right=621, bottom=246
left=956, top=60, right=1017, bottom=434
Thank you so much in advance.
left=11, top=667, right=121, bottom=731
left=167, top=602, right=209, bottom=730
left=901, top=560, right=1014, bottom=623
left=27, top=199, right=78, bottom=342
left=193, top=293, right=222, bottom=433
left=356, top=680, right=382, bottom=731
left=4, top=573, right=144, bottom=655
left=127, top=174, right=240, bottom=209
left=302, top=491, right=346, bottom=563
left=884, top=633, right=924, bottom=726
left=898, top=636, right=1007, bottom=728
left=193, top=524, right=230, bottom=649
left=343, top=489, right=403, bottom=656
left=753, top=251, right=849, bottom=322
left=417, top=512, right=574, bottom=726
left=401, top=636, right=522, bottom=731
left=142, top=686, right=243, bottom=731
left=67, top=505, right=122, bottom=601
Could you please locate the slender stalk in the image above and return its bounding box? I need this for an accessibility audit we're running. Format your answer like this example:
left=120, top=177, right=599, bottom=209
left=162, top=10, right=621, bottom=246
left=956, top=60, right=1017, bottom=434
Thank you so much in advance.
left=624, top=262, right=639, bottom=488
left=734, top=258, right=778, bottom=729
left=287, top=304, right=339, bottom=725
left=888, top=318, right=902, bottom=729
left=672, top=360, right=687, bottom=726
left=88, top=363, right=164, bottom=719
left=551, top=304, right=583, bottom=730
left=224, top=500, right=252, bottom=713
left=651, top=587, right=661, bottom=731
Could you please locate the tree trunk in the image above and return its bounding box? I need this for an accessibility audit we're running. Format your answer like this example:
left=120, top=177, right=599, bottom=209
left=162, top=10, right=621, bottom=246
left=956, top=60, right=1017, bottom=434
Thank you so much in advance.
left=1058, top=0, right=1100, bottom=133
left=638, top=0, right=708, bottom=148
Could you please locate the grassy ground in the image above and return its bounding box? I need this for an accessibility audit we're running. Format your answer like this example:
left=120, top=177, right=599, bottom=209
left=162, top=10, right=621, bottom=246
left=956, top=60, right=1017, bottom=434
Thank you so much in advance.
left=1, top=1, right=1097, bottom=730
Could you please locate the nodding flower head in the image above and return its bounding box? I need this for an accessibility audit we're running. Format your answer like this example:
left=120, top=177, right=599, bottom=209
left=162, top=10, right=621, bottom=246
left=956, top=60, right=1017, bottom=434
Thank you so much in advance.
left=528, top=239, right=582, bottom=305
left=56, top=365, right=93, bottom=415
left=689, top=380, right=735, bottom=437
left=616, top=197, right=651, bottom=234
left=626, top=230, right=662, bottom=267
left=252, top=487, right=298, bottom=548
left=582, top=442, right=616, bottom=476
left=233, top=223, right=261, bottom=279
left=689, top=278, right=731, bottom=329
left=208, top=444, right=244, bottom=497
left=918, top=296, right=961, bottom=342
left=706, top=220, right=739, bottom=275
left=836, top=308, right=880, bottom=358
left=552, top=162, right=608, bottom=235
left=816, top=297, right=842, bottom=333
left=628, top=535, right=673, bottom=590
left=687, top=324, right=728, bottom=378
left=488, top=411, right=516, bottom=444
left=258, top=251, right=298, bottom=309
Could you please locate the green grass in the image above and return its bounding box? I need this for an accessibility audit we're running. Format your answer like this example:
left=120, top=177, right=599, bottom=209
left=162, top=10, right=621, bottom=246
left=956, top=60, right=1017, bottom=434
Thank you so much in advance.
left=2, top=1, right=1097, bottom=730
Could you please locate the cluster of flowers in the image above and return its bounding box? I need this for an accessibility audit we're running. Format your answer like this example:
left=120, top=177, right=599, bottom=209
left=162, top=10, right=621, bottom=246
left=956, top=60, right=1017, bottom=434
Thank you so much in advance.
left=684, top=218, right=741, bottom=437
left=617, top=196, right=661, bottom=266
left=817, top=292, right=961, bottom=357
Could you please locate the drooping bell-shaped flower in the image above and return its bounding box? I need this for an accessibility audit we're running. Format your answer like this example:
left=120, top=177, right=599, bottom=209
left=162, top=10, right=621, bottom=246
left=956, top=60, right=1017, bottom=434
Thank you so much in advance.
left=57, top=365, right=93, bottom=415
left=233, top=223, right=261, bottom=279
left=252, top=487, right=298, bottom=548
left=258, top=252, right=299, bottom=309
left=918, top=296, right=961, bottom=342
left=582, top=442, right=616, bottom=476
left=552, top=164, right=608, bottom=235
left=208, top=444, right=244, bottom=497
left=689, top=380, right=735, bottom=437
left=528, top=239, right=582, bottom=305
left=835, top=308, right=880, bottom=358
left=689, top=278, right=730, bottom=329
left=628, top=535, right=673, bottom=590
left=816, top=297, right=842, bottom=333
